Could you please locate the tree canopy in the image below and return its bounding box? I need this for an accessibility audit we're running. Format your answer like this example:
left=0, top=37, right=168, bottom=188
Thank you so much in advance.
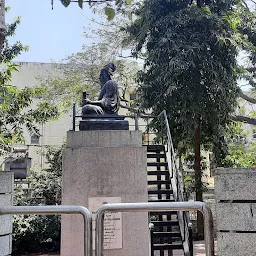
left=126, top=0, right=256, bottom=158
left=125, top=0, right=256, bottom=237
left=37, top=22, right=140, bottom=112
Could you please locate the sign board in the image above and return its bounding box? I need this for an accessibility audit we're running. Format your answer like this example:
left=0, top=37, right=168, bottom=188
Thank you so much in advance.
left=89, top=197, right=122, bottom=250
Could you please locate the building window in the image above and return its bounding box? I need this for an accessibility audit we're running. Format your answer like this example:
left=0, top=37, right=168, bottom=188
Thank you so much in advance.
left=31, top=134, right=40, bottom=145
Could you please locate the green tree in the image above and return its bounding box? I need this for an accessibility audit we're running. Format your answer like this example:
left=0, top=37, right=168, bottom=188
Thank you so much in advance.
left=37, top=39, right=140, bottom=112
left=13, top=146, right=62, bottom=255
left=223, top=121, right=256, bottom=167
left=125, top=0, right=256, bottom=237
left=59, top=0, right=138, bottom=21
left=0, top=12, right=58, bottom=155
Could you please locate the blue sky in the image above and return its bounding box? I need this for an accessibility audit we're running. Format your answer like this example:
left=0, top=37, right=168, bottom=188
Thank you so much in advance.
left=6, top=0, right=98, bottom=63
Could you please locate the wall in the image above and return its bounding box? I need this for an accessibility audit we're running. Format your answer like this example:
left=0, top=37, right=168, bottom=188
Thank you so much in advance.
left=215, top=168, right=256, bottom=256
left=0, top=172, right=13, bottom=256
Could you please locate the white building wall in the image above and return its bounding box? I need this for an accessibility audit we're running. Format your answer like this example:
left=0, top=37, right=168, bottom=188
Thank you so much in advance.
left=10, top=62, right=71, bottom=170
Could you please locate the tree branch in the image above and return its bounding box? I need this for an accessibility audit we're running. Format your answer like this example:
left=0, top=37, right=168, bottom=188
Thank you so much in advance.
left=232, top=115, right=256, bottom=125
left=246, top=67, right=256, bottom=72
left=238, top=89, right=256, bottom=104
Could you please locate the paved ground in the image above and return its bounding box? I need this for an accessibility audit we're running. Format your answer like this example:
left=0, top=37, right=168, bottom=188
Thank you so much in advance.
left=30, top=241, right=218, bottom=256
left=155, top=240, right=218, bottom=256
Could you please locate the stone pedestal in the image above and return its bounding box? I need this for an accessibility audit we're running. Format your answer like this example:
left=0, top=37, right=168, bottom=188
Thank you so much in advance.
left=0, top=172, right=13, bottom=256
left=215, top=168, right=256, bottom=256
left=79, top=115, right=129, bottom=131
left=61, top=130, right=149, bottom=256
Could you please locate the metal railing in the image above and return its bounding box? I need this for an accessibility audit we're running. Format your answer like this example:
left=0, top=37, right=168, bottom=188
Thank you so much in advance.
left=0, top=205, right=92, bottom=256
left=159, top=110, right=193, bottom=255
left=95, top=202, right=214, bottom=256
left=71, top=106, right=202, bottom=255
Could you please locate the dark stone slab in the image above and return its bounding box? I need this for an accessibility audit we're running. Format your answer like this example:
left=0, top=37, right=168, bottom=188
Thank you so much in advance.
left=79, top=116, right=129, bottom=131
left=82, top=114, right=126, bottom=120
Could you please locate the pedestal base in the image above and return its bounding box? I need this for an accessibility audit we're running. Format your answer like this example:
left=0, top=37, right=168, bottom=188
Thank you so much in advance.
left=79, top=115, right=129, bottom=131
left=61, top=131, right=149, bottom=256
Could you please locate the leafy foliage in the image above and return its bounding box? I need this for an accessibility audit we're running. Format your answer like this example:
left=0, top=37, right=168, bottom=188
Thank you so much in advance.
left=183, top=152, right=209, bottom=195
left=59, top=0, right=137, bottom=21
left=0, top=11, right=58, bottom=155
left=222, top=121, right=256, bottom=167
left=37, top=39, right=140, bottom=112
left=125, top=0, right=256, bottom=162
left=125, top=0, right=256, bottom=236
left=12, top=146, right=63, bottom=255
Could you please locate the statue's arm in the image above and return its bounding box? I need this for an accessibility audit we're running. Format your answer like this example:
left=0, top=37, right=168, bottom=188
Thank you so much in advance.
left=85, top=99, right=103, bottom=105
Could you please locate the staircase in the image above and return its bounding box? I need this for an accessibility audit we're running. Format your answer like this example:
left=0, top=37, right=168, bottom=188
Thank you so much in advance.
left=146, top=142, right=192, bottom=256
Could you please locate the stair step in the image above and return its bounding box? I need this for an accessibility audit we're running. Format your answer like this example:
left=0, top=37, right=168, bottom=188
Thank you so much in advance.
left=146, top=145, right=165, bottom=152
left=147, top=153, right=166, bottom=159
left=151, top=232, right=182, bottom=238
left=147, top=162, right=168, bottom=167
left=149, top=211, right=177, bottom=216
left=149, top=199, right=175, bottom=202
left=147, top=171, right=169, bottom=175
left=153, top=243, right=183, bottom=250
left=148, top=180, right=171, bottom=185
left=151, top=220, right=179, bottom=227
left=148, top=189, right=173, bottom=195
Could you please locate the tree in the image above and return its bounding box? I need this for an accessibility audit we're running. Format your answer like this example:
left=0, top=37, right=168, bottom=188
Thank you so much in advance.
left=0, top=10, right=58, bottom=155
left=37, top=24, right=140, bottom=112
left=223, top=122, right=256, bottom=167
left=13, top=146, right=62, bottom=255
left=125, top=0, right=256, bottom=237
left=59, top=0, right=138, bottom=21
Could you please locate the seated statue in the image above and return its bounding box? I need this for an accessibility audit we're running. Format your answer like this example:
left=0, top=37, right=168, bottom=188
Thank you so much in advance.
left=82, top=80, right=120, bottom=115
left=99, top=63, right=116, bottom=89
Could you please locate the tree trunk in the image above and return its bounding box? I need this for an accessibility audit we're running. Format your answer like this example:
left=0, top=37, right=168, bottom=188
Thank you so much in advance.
left=194, top=124, right=204, bottom=239
left=0, top=0, right=5, bottom=54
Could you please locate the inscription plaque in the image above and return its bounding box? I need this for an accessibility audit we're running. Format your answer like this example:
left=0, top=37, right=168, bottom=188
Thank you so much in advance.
left=89, top=197, right=122, bottom=250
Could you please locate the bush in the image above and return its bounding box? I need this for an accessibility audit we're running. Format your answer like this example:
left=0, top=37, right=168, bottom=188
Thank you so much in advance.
left=12, top=147, right=62, bottom=255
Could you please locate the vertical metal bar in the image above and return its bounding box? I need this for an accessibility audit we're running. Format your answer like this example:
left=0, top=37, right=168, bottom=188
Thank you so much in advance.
left=95, top=208, right=105, bottom=256
left=147, top=118, right=149, bottom=145
left=200, top=204, right=214, bottom=256
left=189, top=224, right=194, bottom=256
left=135, top=113, right=139, bottom=131
left=0, top=205, right=92, bottom=256
left=73, top=103, right=76, bottom=131
left=161, top=114, right=163, bottom=145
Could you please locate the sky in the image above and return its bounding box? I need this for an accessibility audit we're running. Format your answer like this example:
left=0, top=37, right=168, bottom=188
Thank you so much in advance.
left=6, top=0, right=99, bottom=63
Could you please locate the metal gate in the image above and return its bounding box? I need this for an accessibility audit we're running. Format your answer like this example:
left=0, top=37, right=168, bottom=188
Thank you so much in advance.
left=0, top=201, right=214, bottom=256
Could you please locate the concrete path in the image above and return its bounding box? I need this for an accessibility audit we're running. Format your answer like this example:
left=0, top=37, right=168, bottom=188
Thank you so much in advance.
left=30, top=241, right=218, bottom=256
left=155, top=240, right=218, bottom=256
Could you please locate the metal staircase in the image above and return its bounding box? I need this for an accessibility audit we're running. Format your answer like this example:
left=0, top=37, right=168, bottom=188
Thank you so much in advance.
left=145, top=111, right=193, bottom=256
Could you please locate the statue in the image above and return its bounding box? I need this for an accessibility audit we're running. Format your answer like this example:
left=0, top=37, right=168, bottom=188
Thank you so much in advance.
left=82, top=80, right=120, bottom=115
left=79, top=63, right=129, bottom=130
left=99, top=63, right=116, bottom=89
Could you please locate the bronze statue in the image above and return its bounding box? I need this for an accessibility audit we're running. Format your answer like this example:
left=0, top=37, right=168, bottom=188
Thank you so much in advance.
left=99, top=63, right=116, bottom=89
left=82, top=80, right=119, bottom=115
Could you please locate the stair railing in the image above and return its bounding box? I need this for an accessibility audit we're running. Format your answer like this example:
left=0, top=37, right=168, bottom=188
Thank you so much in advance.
left=159, top=110, right=193, bottom=256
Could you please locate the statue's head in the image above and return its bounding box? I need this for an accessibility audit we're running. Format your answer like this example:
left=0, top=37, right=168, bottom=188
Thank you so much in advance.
left=104, top=63, right=116, bottom=73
